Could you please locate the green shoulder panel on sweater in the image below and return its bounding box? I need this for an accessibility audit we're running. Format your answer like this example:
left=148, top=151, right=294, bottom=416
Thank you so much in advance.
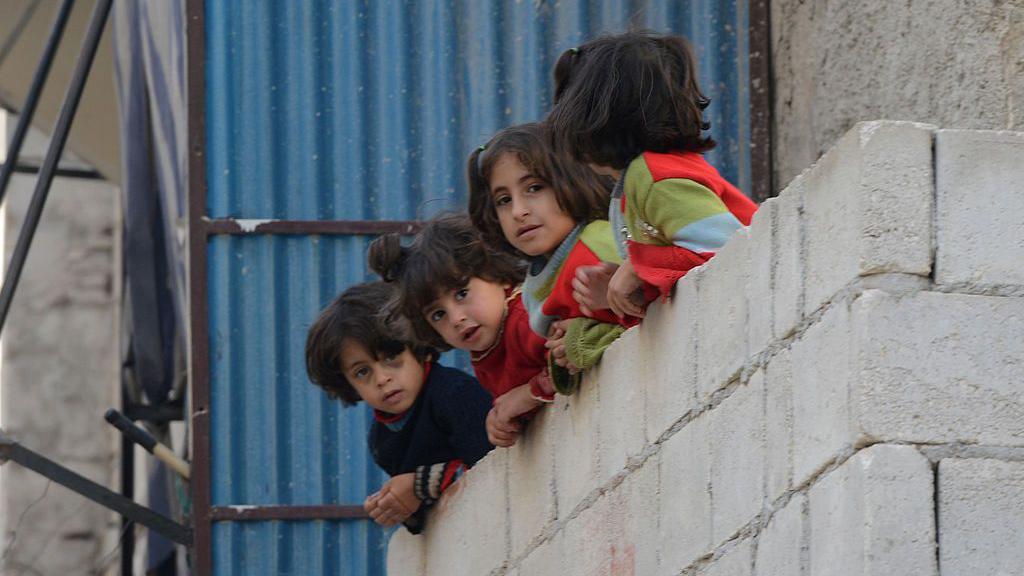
left=578, top=220, right=623, bottom=264
left=633, top=178, right=728, bottom=246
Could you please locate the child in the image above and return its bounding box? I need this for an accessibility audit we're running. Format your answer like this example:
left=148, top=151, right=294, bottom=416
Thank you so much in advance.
left=546, top=32, right=758, bottom=318
left=467, top=123, right=626, bottom=394
left=305, top=281, right=493, bottom=534
left=368, top=213, right=553, bottom=448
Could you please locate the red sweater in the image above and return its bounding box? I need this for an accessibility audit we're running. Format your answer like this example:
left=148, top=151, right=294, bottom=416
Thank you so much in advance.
left=470, top=292, right=549, bottom=400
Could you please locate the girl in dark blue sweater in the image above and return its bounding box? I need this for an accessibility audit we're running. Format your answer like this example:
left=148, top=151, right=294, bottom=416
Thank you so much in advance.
left=306, top=281, right=493, bottom=533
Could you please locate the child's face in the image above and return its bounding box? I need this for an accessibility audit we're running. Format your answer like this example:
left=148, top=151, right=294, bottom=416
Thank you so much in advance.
left=490, top=153, right=576, bottom=257
left=423, top=277, right=508, bottom=353
left=339, top=339, right=425, bottom=415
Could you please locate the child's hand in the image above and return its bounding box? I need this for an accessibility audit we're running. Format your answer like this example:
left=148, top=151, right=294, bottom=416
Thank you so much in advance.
left=494, top=384, right=541, bottom=424
left=572, top=262, right=618, bottom=316
left=606, top=258, right=646, bottom=319
left=486, top=406, right=521, bottom=447
left=545, top=320, right=581, bottom=374
left=365, top=473, right=420, bottom=527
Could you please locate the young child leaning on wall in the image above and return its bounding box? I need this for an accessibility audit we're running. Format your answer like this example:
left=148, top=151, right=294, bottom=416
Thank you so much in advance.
left=305, top=281, right=494, bottom=534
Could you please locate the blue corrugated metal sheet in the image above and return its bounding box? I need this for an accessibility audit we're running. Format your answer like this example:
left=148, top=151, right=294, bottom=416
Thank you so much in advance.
left=205, top=1, right=749, bottom=574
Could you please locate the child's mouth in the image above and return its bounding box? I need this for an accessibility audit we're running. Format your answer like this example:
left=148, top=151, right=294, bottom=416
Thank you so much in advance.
left=516, top=224, right=541, bottom=238
left=384, top=390, right=403, bottom=403
left=461, top=326, right=480, bottom=342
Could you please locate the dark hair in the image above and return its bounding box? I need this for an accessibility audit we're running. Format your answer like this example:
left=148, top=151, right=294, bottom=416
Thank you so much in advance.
left=305, top=281, right=434, bottom=406
left=467, top=122, right=612, bottom=255
left=368, top=212, right=525, bottom=349
left=547, top=31, right=715, bottom=170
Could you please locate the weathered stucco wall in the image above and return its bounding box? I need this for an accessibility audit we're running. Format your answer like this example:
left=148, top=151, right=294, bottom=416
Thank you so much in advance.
left=0, top=114, right=120, bottom=575
left=387, top=122, right=1024, bottom=576
left=771, top=0, right=1024, bottom=189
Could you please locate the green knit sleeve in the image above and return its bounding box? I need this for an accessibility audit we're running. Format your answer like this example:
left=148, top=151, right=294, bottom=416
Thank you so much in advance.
left=564, top=317, right=626, bottom=372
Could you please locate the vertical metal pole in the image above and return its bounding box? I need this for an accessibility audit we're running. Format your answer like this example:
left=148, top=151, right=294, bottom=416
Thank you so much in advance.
left=0, top=0, right=112, bottom=335
left=0, top=0, right=75, bottom=207
left=121, top=390, right=135, bottom=575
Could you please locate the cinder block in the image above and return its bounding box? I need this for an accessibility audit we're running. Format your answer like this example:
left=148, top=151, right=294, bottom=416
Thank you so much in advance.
left=710, top=373, right=766, bottom=545
left=772, top=178, right=804, bottom=339
left=552, top=388, right=601, bottom=521
left=791, top=303, right=861, bottom=486
left=594, top=328, right=648, bottom=485
left=854, top=290, right=1024, bottom=446
left=517, top=531, right=564, bottom=576
left=935, top=129, right=1024, bottom=287
left=803, top=121, right=934, bottom=316
left=640, top=273, right=699, bottom=444
left=606, top=454, right=660, bottom=576
left=746, top=198, right=776, bottom=357
left=659, top=413, right=712, bottom=573
left=507, top=403, right=558, bottom=560
left=764, top=348, right=794, bottom=503
left=561, top=493, right=613, bottom=576
left=808, top=445, right=936, bottom=576
left=939, top=458, right=1024, bottom=576
left=386, top=528, right=425, bottom=576
left=754, top=494, right=805, bottom=576
left=424, top=449, right=509, bottom=576
left=697, top=230, right=751, bottom=400
left=702, top=538, right=753, bottom=576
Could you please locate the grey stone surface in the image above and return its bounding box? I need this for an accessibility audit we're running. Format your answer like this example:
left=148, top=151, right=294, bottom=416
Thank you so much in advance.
left=594, top=328, right=647, bottom=485
left=551, top=388, right=600, bottom=522
left=939, top=458, right=1024, bottom=576
left=701, top=538, right=753, bottom=576
left=606, top=455, right=660, bottom=576
left=765, top=348, right=794, bottom=503
left=936, top=129, right=1024, bottom=287
left=854, top=290, right=1024, bottom=446
left=772, top=177, right=804, bottom=339
left=808, top=445, right=936, bottom=576
left=424, top=449, right=509, bottom=576
left=772, top=0, right=1024, bottom=188
left=386, top=528, right=425, bottom=576
left=507, top=403, right=557, bottom=560
left=710, top=373, right=765, bottom=545
left=791, top=302, right=859, bottom=486
left=640, top=272, right=699, bottom=444
left=1, top=168, right=118, bottom=576
left=660, top=414, right=712, bottom=574
left=746, top=199, right=775, bottom=357
left=697, top=230, right=750, bottom=400
left=755, top=494, right=805, bottom=576
left=802, top=121, right=934, bottom=316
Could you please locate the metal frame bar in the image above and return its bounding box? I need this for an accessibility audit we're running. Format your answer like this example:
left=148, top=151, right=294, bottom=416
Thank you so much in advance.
left=0, top=0, right=75, bottom=207
left=748, top=0, right=774, bottom=202
left=210, top=505, right=368, bottom=522
left=203, top=218, right=421, bottom=236
left=186, top=0, right=213, bottom=572
left=10, top=163, right=105, bottom=180
left=0, top=0, right=112, bottom=336
left=0, top=432, right=192, bottom=546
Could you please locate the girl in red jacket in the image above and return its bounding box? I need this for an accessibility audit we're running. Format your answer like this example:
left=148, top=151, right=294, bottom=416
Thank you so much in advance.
left=467, top=123, right=629, bottom=395
left=546, top=32, right=758, bottom=318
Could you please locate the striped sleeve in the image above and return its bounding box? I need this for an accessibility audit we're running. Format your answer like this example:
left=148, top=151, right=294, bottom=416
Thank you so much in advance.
left=640, top=178, right=743, bottom=254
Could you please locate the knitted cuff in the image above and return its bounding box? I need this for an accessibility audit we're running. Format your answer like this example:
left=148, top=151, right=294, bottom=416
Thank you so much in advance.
left=528, top=372, right=555, bottom=403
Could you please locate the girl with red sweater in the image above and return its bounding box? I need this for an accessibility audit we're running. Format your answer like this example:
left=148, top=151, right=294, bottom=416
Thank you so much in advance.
left=369, top=214, right=551, bottom=448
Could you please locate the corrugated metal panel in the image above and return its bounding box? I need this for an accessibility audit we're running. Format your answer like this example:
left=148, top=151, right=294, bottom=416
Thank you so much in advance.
left=204, top=1, right=750, bottom=574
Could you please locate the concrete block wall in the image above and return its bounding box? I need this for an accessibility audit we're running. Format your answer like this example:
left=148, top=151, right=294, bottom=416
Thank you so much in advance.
left=387, top=122, right=1024, bottom=576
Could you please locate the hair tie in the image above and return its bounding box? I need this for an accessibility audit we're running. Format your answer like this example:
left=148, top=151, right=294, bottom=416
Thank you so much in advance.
left=569, top=46, right=579, bottom=55
left=476, top=144, right=488, bottom=173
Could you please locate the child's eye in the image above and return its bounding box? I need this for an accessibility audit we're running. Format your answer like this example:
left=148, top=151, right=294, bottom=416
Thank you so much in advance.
left=527, top=183, right=546, bottom=194
left=353, top=367, right=370, bottom=380
left=428, top=309, right=445, bottom=323
left=382, top=353, right=403, bottom=367
left=454, top=288, right=469, bottom=301
left=494, top=194, right=511, bottom=207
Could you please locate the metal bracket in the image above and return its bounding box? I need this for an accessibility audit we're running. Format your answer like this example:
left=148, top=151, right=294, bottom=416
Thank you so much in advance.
left=0, top=429, right=192, bottom=546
